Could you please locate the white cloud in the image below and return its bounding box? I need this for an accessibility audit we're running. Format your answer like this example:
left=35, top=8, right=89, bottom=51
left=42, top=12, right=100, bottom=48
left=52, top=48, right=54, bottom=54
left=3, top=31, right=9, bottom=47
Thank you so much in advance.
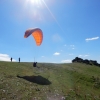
left=85, top=37, right=99, bottom=42
left=0, top=53, right=16, bottom=62
left=53, top=52, right=60, bottom=56
left=61, top=60, right=72, bottom=63
left=70, top=45, right=75, bottom=49
left=84, top=55, right=89, bottom=57
left=78, top=54, right=90, bottom=57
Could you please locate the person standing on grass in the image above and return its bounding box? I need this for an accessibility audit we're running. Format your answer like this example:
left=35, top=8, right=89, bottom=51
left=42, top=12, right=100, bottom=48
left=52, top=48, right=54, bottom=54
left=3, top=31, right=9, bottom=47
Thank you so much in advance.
left=19, top=57, right=20, bottom=63
left=10, top=57, right=12, bottom=62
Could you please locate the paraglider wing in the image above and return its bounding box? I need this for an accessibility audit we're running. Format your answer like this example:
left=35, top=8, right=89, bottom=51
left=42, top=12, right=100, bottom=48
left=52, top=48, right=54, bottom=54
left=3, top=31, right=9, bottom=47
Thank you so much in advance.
left=24, top=28, right=43, bottom=46
left=24, top=29, right=32, bottom=38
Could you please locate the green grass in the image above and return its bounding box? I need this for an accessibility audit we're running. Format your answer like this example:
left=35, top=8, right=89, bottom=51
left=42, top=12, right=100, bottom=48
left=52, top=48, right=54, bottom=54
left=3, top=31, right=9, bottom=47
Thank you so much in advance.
left=0, top=61, right=100, bottom=100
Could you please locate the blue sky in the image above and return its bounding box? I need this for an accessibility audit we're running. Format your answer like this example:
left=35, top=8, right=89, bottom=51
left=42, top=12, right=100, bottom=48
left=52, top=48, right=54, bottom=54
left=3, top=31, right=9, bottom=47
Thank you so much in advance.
left=0, top=0, right=100, bottom=63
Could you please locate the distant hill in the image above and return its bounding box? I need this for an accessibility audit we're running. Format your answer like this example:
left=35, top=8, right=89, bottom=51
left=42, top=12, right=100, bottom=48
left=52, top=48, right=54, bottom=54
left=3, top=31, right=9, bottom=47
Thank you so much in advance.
left=72, top=57, right=100, bottom=67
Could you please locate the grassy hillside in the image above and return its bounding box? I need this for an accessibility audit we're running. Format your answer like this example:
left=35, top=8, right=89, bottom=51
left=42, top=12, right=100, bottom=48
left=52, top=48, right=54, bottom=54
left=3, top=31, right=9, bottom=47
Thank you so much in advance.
left=0, top=61, right=100, bottom=100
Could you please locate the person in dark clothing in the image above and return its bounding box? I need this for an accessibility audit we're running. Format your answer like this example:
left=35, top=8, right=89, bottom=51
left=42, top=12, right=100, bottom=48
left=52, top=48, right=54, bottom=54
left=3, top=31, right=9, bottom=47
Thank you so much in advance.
left=10, top=57, right=12, bottom=62
left=33, top=62, right=37, bottom=67
left=19, top=58, right=20, bottom=63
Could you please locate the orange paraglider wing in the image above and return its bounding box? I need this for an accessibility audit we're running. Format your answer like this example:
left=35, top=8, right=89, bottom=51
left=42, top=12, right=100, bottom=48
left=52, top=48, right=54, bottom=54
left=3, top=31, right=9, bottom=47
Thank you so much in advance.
left=24, top=28, right=43, bottom=46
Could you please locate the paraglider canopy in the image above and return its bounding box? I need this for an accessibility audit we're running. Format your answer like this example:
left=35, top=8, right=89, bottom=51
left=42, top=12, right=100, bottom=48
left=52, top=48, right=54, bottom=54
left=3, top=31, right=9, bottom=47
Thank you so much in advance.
left=24, top=28, right=43, bottom=46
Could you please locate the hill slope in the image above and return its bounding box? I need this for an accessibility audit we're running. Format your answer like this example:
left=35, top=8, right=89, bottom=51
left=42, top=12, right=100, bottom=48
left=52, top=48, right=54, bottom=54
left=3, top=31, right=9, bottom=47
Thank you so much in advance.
left=0, top=61, right=100, bottom=100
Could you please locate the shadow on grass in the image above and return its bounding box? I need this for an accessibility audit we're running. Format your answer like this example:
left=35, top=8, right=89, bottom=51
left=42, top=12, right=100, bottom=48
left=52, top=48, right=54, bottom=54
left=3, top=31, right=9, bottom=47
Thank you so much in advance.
left=17, top=75, right=51, bottom=85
